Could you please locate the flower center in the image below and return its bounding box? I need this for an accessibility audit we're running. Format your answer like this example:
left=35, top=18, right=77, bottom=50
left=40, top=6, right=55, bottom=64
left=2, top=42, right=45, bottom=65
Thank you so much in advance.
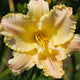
left=35, top=32, right=49, bottom=47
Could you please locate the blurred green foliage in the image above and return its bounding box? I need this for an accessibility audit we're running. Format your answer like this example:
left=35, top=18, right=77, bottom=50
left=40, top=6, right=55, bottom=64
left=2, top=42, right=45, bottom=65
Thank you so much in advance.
left=0, top=0, right=80, bottom=80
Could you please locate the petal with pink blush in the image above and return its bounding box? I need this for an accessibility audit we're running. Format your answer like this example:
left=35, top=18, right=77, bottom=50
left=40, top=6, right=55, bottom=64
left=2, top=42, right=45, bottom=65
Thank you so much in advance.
left=8, top=51, right=35, bottom=74
left=67, top=34, right=80, bottom=53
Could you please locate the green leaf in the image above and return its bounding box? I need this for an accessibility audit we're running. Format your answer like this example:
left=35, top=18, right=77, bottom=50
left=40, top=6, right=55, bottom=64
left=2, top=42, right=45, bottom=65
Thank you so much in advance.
left=0, top=68, right=11, bottom=78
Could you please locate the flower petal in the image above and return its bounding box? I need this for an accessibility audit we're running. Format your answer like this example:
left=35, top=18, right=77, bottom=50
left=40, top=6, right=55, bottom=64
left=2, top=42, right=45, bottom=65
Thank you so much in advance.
left=41, top=58, right=64, bottom=78
left=8, top=51, right=36, bottom=74
left=48, top=40, right=67, bottom=61
left=51, top=47, right=67, bottom=61
left=34, top=47, right=65, bottom=78
left=37, top=55, right=64, bottom=78
left=27, top=0, right=49, bottom=21
left=39, top=5, right=76, bottom=45
left=1, top=13, right=38, bottom=52
left=67, top=34, right=80, bottom=53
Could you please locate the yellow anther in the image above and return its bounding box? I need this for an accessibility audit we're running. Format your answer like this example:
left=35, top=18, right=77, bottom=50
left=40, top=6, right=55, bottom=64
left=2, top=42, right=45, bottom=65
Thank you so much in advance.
left=35, top=32, right=49, bottom=47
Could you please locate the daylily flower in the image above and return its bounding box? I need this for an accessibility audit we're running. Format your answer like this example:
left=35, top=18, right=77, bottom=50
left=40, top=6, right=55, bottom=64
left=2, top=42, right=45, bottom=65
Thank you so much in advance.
left=0, top=0, right=80, bottom=78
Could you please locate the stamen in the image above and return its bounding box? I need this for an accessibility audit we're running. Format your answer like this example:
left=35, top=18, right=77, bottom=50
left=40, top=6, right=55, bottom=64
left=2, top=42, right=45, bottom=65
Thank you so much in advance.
left=35, top=32, right=49, bottom=47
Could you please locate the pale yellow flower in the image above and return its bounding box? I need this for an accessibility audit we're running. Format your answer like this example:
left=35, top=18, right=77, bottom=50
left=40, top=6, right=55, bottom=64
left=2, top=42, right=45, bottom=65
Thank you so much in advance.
left=0, top=0, right=80, bottom=78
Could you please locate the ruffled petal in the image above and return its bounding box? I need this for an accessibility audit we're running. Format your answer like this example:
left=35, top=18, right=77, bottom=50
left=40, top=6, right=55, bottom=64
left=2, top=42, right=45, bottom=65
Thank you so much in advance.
left=67, top=34, right=80, bottom=53
left=27, top=0, right=49, bottom=21
left=39, top=5, right=76, bottom=45
left=50, top=47, right=67, bottom=61
left=41, top=58, right=64, bottom=78
left=1, top=13, right=38, bottom=52
left=34, top=47, right=66, bottom=78
left=4, top=35, right=37, bottom=53
left=8, top=51, right=36, bottom=74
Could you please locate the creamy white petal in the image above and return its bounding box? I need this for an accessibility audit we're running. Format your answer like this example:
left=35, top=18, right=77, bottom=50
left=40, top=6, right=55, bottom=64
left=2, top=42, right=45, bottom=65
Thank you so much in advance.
left=39, top=5, right=76, bottom=45
left=1, top=13, right=38, bottom=52
left=8, top=51, right=36, bottom=74
left=34, top=46, right=66, bottom=78
left=27, top=0, right=49, bottom=20
left=41, top=58, right=64, bottom=78
left=51, top=47, right=67, bottom=61
left=67, top=34, right=80, bottom=53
